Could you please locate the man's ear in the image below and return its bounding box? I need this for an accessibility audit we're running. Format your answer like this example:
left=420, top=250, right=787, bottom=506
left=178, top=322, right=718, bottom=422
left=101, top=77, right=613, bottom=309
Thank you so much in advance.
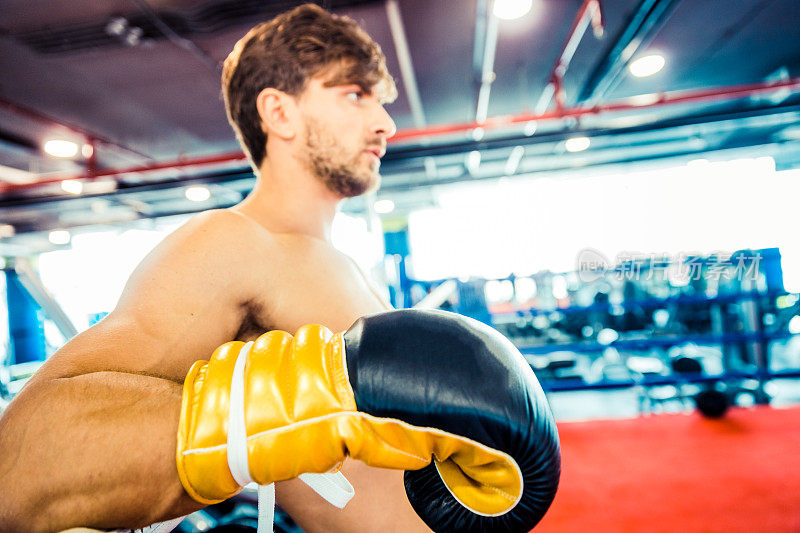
left=256, top=88, right=297, bottom=140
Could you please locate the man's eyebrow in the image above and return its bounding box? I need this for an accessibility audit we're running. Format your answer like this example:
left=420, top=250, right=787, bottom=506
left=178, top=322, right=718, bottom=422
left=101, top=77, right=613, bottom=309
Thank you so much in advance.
left=324, top=80, right=372, bottom=93
left=338, top=84, right=368, bottom=91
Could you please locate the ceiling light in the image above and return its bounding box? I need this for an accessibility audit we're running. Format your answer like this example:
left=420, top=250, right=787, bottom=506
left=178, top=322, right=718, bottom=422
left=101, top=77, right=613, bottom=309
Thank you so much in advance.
left=504, top=146, right=525, bottom=175
left=61, top=179, right=83, bottom=195
left=424, top=157, right=438, bottom=177
left=629, top=93, right=660, bottom=106
left=374, top=199, right=395, bottom=214
left=565, top=136, right=591, bottom=152
left=48, top=230, right=71, bottom=245
left=493, top=0, right=533, bottom=20
left=0, top=224, right=14, bottom=239
left=44, top=139, right=79, bottom=158
left=629, top=54, right=665, bottom=78
left=185, top=186, right=211, bottom=202
left=105, top=17, right=128, bottom=37
left=125, top=27, right=143, bottom=47
left=524, top=121, right=537, bottom=136
left=466, top=151, right=482, bottom=174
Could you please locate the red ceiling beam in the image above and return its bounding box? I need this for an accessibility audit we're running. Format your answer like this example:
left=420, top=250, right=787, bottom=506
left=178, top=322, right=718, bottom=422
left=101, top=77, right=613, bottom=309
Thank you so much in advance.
left=1, top=77, right=799, bottom=195
left=390, top=77, right=800, bottom=142
left=0, top=151, right=248, bottom=194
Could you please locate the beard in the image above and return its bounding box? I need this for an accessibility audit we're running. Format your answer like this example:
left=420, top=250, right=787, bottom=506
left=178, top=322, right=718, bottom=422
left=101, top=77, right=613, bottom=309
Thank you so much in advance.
left=299, top=115, right=381, bottom=198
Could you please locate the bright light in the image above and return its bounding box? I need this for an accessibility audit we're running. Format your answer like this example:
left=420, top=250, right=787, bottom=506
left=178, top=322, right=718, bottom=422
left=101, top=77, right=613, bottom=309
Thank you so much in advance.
left=597, top=328, right=619, bottom=345
left=504, top=146, right=525, bottom=176
left=552, top=275, right=568, bottom=299
left=466, top=151, right=481, bottom=173
left=789, top=316, right=800, bottom=335
left=374, top=199, right=395, bottom=214
left=38, top=228, right=170, bottom=331
left=408, top=156, right=797, bottom=282
left=782, top=244, right=800, bottom=294
left=61, top=179, right=83, bottom=195
left=686, top=158, right=710, bottom=168
left=524, top=121, right=537, bottom=136
left=653, top=309, right=670, bottom=328
left=514, top=277, right=537, bottom=301
left=48, top=230, right=71, bottom=245
left=493, top=0, right=533, bottom=20
left=44, top=139, right=79, bottom=158
left=331, top=212, right=384, bottom=272
left=629, top=93, right=660, bottom=106
left=82, top=143, right=94, bottom=158
left=185, top=186, right=211, bottom=202
left=777, top=294, right=798, bottom=309
left=472, top=127, right=485, bottom=141
left=629, top=54, right=666, bottom=78
left=485, top=279, right=514, bottom=303
left=565, top=136, right=591, bottom=152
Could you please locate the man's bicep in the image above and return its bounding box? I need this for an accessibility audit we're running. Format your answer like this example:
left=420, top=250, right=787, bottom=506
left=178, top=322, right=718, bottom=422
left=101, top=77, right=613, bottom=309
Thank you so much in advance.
left=34, top=211, right=256, bottom=383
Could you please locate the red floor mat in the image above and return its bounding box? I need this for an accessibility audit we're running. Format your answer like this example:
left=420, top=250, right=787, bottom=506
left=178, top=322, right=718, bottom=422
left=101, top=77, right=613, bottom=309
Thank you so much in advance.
left=535, top=407, right=800, bottom=532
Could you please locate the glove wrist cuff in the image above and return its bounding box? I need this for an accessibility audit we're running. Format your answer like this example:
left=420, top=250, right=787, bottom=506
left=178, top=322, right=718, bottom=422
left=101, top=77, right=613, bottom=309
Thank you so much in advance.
left=329, top=333, right=357, bottom=412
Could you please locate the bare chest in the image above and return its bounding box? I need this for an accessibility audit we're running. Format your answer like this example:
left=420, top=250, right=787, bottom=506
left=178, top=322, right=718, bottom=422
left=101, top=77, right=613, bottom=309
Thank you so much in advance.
left=235, top=239, right=387, bottom=340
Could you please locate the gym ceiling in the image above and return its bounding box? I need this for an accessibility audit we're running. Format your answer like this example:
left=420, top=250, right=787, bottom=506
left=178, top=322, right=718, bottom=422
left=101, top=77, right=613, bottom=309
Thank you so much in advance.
left=1, top=0, right=799, bottom=246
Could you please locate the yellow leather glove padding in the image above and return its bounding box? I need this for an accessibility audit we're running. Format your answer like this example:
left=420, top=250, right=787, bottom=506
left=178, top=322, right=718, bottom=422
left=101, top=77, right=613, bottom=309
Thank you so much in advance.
left=176, top=325, right=522, bottom=515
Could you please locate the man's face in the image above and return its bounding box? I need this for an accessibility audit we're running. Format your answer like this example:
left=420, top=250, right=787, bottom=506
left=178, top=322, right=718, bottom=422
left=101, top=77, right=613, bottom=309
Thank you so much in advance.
left=294, top=74, right=396, bottom=198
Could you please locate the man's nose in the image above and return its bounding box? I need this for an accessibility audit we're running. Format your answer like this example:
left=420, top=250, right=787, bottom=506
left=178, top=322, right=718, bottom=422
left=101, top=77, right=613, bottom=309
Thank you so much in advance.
left=372, top=105, right=397, bottom=139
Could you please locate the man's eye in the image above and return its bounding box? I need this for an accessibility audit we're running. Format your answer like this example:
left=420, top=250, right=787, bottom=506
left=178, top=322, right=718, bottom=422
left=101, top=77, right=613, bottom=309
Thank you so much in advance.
left=346, top=92, right=362, bottom=103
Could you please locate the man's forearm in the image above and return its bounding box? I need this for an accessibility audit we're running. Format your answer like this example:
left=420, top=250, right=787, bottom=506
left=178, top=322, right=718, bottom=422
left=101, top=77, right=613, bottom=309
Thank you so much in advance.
left=0, top=372, right=203, bottom=532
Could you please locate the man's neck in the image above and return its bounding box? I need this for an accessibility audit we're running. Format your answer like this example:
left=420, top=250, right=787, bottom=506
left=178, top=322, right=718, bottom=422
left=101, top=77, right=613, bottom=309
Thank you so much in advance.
left=234, top=155, right=340, bottom=242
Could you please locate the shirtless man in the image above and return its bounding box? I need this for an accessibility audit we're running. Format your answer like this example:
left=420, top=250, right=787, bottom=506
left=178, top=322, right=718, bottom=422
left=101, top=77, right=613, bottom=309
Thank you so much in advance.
left=0, top=4, right=431, bottom=531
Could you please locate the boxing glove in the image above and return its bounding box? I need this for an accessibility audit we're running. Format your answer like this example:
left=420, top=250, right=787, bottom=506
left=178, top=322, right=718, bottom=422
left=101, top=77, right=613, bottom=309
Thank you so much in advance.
left=176, top=309, right=560, bottom=532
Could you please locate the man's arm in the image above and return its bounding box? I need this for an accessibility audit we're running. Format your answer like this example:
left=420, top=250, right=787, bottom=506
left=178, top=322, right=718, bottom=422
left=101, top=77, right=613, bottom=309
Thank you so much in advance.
left=0, top=210, right=261, bottom=532
left=0, top=370, right=192, bottom=531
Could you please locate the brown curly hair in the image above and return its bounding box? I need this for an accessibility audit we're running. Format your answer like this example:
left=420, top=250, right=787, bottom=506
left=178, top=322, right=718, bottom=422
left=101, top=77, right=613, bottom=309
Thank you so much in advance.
left=222, top=3, right=397, bottom=170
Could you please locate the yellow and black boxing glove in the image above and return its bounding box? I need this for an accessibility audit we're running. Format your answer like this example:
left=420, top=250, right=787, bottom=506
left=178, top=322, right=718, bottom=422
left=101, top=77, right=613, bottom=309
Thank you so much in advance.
left=176, top=309, right=561, bottom=532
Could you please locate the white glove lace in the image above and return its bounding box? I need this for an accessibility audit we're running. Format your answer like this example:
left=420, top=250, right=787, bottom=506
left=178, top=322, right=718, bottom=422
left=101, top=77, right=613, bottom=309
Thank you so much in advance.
left=127, top=341, right=355, bottom=533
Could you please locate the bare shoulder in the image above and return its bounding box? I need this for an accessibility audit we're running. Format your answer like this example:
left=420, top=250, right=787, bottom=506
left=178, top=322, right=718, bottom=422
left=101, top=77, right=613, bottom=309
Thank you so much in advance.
left=187, top=208, right=267, bottom=240
left=119, top=209, right=271, bottom=300
left=158, top=208, right=271, bottom=257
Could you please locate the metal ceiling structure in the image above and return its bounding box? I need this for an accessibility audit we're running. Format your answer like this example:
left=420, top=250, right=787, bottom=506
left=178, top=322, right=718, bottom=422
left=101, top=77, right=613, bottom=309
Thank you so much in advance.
left=1, top=0, right=800, bottom=248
